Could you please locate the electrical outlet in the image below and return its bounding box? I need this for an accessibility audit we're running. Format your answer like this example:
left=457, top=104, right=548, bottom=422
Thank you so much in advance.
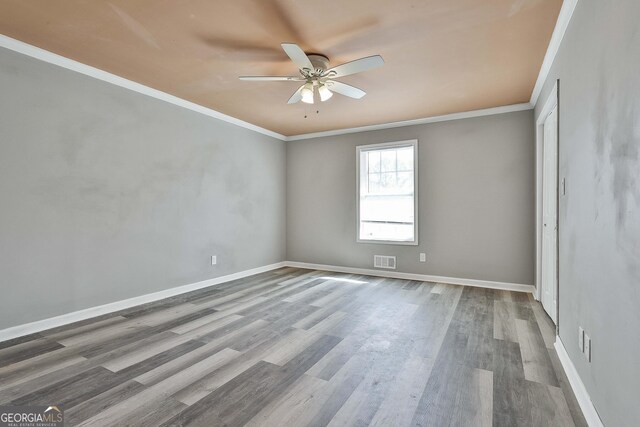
left=578, top=326, right=584, bottom=352
left=419, top=253, right=426, bottom=262
left=211, top=255, right=217, bottom=266
left=584, top=333, right=591, bottom=362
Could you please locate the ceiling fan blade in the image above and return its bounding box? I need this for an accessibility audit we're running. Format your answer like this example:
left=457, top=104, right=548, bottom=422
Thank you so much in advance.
left=325, top=80, right=366, bottom=99
left=281, top=43, right=313, bottom=71
left=287, top=84, right=306, bottom=104
left=239, top=76, right=303, bottom=81
left=326, top=55, right=384, bottom=78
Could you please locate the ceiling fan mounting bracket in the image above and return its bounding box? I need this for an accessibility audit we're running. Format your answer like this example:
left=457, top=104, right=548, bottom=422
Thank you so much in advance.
left=306, top=53, right=330, bottom=71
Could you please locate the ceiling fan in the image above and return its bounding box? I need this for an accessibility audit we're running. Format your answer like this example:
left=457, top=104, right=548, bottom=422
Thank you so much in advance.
left=239, top=43, right=384, bottom=104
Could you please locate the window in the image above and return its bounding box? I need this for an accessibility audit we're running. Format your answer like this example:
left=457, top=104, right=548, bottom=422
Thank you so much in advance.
left=357, top=140, right=418, bottom=244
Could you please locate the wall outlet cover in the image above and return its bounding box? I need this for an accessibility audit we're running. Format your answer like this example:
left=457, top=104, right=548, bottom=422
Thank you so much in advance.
left=419, top=253, right=426, bottom=262
left=211, top=255, right=217, bottom=266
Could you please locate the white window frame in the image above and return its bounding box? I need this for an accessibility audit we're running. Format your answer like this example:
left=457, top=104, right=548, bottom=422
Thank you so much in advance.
left=356, top=139, right=419, bottom=245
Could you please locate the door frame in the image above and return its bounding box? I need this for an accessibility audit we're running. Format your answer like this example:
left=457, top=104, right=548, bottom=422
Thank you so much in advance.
left=535, top=80, right=560, bottom=328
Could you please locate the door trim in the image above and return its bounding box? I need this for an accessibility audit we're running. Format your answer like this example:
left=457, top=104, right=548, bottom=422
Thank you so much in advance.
left=535, top=80, right=560, bottom=327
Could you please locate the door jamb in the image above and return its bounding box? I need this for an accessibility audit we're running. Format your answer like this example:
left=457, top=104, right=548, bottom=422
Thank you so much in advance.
left=535, top=80, right=560, bottom=329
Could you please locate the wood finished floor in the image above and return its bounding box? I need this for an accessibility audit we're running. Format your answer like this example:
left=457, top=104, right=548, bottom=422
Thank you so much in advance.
left=0, top=268, right=587, bottom=427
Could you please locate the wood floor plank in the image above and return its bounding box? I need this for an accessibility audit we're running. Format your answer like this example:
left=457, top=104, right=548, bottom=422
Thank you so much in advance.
left=305, top=333, right=369, bottom=381
left=282, top=278, right=336, bottom=303
left=77, top=348, right=240, bottom=426
left=43, top=316, right=128, bottom=343
left=101, top=331, right=191, bottom=372
left=63, top=379, right=146, bottom=425
left=11, top=366, right=120, bottom=407
left=494, top=300, right=520, bottom=342
left=515, top=318, right=560, bottom=387
left=292, top=302, right=343, bottom=330
left=244, top=374, right=328, bottom=427
left=406, top=287, right=463, bottom=359
left=172, top=338, right=284, bottom=406
left=135, top=340, right=233, bottom=386
left=270, top=345, right=374, bottom=426
left=411, top=333, right=471, bottom=426
left=114, top=397, right=187, bottom=427
left=528, top=380, right=576, bottom=427
left=492, top=340, right=528, bottom=426
left=176, top=313, right=244, bottom=341
left=369, top=353, right=435, bottom=427
left=0, top=338, right=65, bottom=367
left=53, top=319, right=150, bottom=348
left=162, top=361, right=293, bottom=427
left=326, top=336, right=413, bottom=426
left=261, top=328, right=324, bottom=366
left=169, top=310, right=236, bottom=335
left=0, top=354, right=87, bottom=392
left=449, top=367, right=494, bottom=427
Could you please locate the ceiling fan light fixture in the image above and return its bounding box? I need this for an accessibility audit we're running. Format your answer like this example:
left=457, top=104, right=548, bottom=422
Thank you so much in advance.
left=318, top=84, right=333, bottom=102
left=301, top=82, right=314, bottom=104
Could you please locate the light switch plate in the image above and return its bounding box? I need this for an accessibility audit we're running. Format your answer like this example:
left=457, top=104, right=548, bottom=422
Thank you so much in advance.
left=419, top=253, right=426, bottom=262
left=578, top=326, right=584, bottom=352
left=584, top=333, right=591, bottom=362
left=211, top=255, right=217, bottom=266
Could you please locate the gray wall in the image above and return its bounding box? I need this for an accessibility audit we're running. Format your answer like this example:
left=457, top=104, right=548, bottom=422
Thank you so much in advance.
left=287, top=110, right=535, bottom=285
left=534, top=1, right=640, bottom=425
left=0, top=47, right=286, bottom=330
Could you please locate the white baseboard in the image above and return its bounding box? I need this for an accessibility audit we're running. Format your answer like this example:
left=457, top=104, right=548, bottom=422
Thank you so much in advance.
left=284, top=261, right=535, bottom=294
left=0, top=260, right=533, bottom=343
left=554, top=337, right=604, bottom=427
left=0, top=262, right=286, bottom=343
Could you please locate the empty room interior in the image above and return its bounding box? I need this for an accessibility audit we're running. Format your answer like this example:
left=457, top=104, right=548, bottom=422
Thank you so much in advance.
left=0, top=1, right=638, bottom=426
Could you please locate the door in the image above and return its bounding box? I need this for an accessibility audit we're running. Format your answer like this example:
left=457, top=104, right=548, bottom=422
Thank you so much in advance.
left=541, top=105, right=558, bottom=323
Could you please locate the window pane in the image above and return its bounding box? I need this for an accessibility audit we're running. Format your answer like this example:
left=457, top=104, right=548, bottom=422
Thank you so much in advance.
left=368, top=151, right=381, bottom=173
left=397, top=171, right=413, bottom=193
left=397, top=147, right=413, bottom=171
left=368, top=173, right=380, bottom=193
left=380, top=149, right=396, bottom=172
left=379, top=172, right=396, bottom=191
left=360, top=222, right=414, bottom=242
left=360, top=196, right=413, bottom=222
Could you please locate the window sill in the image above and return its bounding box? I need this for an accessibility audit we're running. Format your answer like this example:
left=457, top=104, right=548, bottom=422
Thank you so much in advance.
left=356, top=238, right=419, bottom=246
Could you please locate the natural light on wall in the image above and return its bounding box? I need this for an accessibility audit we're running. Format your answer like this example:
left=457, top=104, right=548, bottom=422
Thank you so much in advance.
left=357, top=140, right=418, bottom=244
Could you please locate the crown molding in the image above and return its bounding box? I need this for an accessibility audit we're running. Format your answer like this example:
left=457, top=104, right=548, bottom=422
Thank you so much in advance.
left=530, top=0, right=579, bottom=106
left=285, top=103, right=533, bottom=141
left=2, top=29, right=556, bottom=142
left=0, top=34, right=287, bottom=141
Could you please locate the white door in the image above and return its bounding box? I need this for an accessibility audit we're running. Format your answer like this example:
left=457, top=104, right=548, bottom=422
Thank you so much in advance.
left=541, top=105, right=558, bottom=323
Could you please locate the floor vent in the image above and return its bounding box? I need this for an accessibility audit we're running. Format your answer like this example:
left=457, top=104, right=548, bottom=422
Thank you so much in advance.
left=374, top=255, right=396, bottom=269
